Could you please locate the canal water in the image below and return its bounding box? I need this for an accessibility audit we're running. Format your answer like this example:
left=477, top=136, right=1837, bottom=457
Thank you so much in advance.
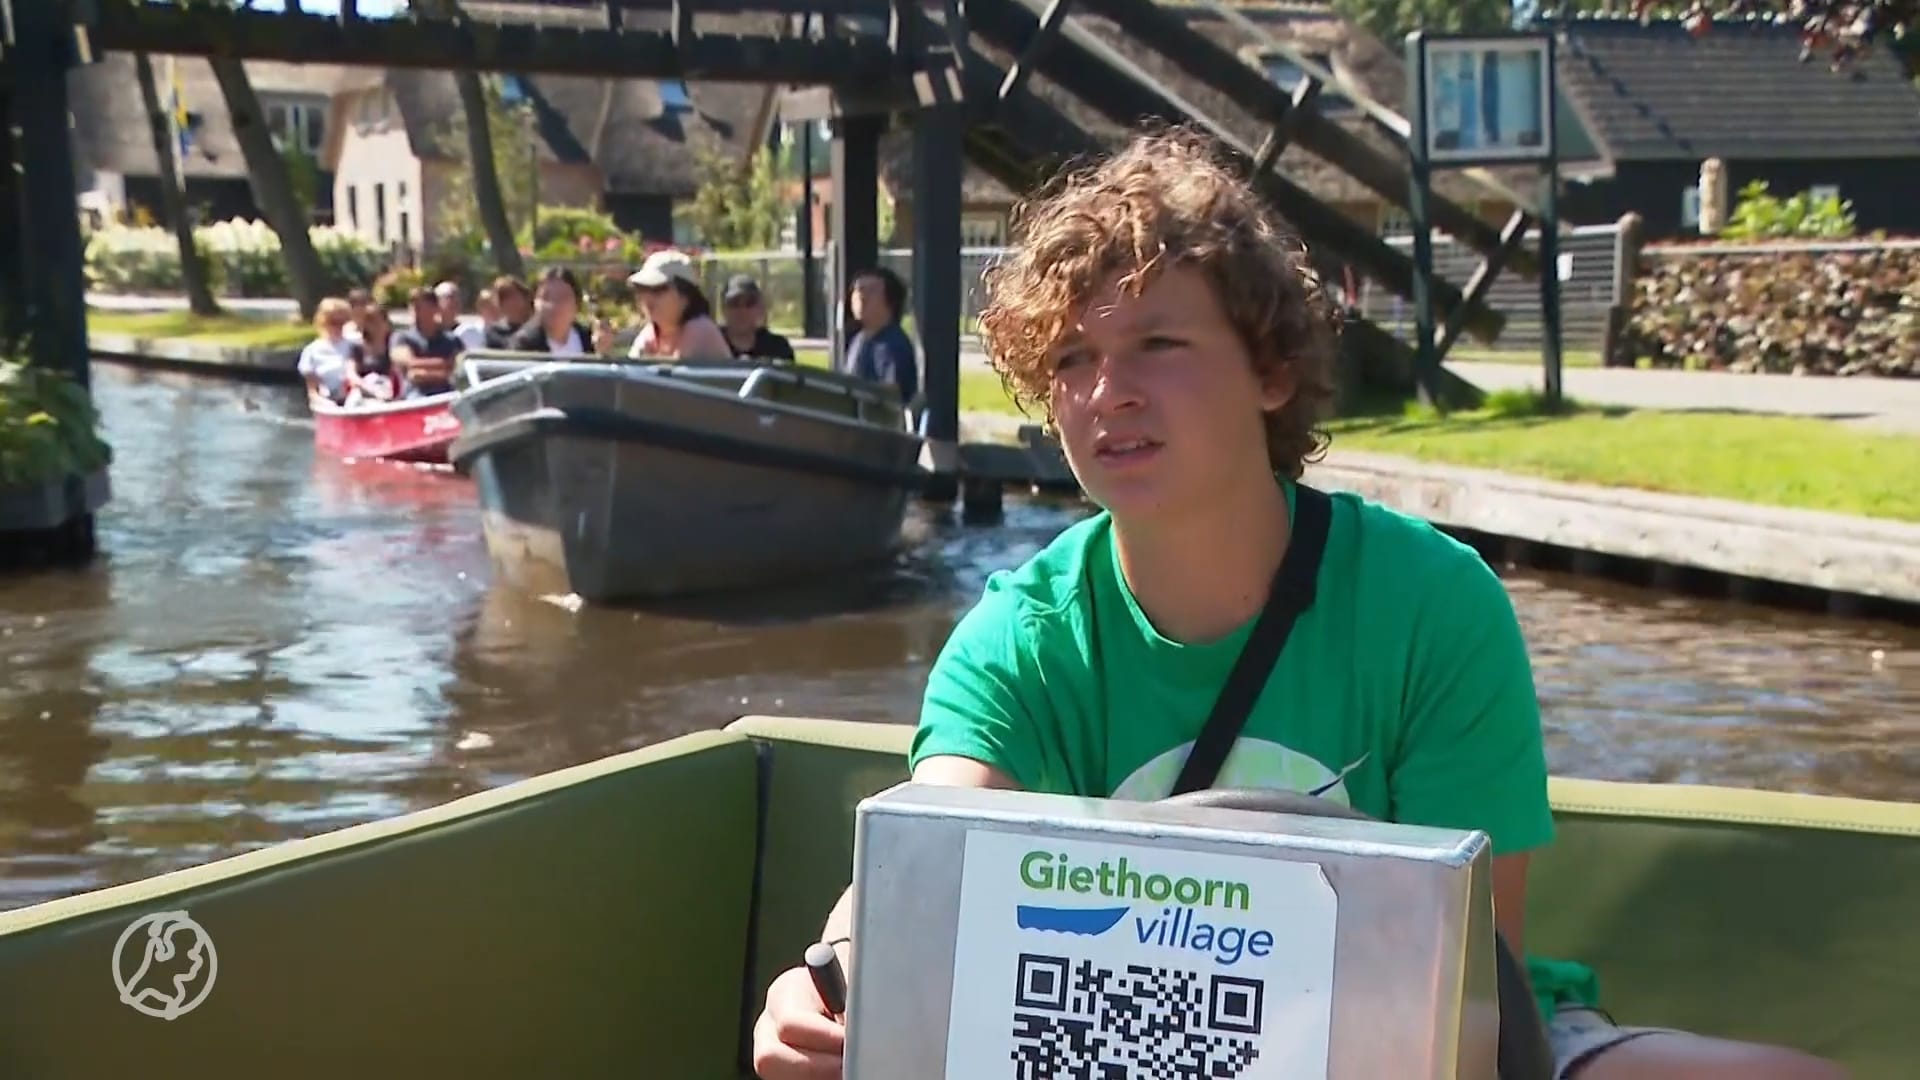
left=2, top=362, right=1917, bottom=911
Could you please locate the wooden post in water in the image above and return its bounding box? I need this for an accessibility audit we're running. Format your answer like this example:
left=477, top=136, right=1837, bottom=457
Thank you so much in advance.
left=913, top=79, right=964, bottom=509
left=0, top=2, right=105, bottom=564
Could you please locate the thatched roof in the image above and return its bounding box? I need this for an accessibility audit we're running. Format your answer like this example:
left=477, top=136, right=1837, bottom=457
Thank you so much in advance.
left=325, top=1, right=771, bottom=199
left=69, top=56, right=355, bottom=181
left=352, top=70, right=768, bottom=198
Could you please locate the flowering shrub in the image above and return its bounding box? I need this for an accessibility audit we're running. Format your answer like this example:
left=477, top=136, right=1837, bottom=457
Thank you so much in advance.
left=85, top=218, right=386, bottom=298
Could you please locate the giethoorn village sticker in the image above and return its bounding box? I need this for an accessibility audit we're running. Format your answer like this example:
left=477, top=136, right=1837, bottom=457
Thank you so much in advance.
left=944, top=830, right=1337, bottom=1078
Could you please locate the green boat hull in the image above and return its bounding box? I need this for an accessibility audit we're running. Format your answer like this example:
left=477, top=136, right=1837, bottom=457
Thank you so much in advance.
left=0, top=716, right=1914, bottom=1078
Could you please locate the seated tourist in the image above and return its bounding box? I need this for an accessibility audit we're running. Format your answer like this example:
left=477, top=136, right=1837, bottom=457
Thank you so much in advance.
left=345, top=306, right=400, bottom=405
left=507, top=268, right=609, bottom=356
left=394, top=287, right=463, bottom=398
left=484, top=276, right=535, bottom=349
left=298, top=298, right=356, bottom=405
left=626, top=250, right=732, bottom=363
left=435, top=280, right=489, bottom=352
left=720, top=274, right=795, bottom=361
left=342, top=287, right=375, bottom=345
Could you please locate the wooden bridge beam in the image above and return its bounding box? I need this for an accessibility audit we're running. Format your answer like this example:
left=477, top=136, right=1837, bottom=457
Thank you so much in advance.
left=1064, top=0, right=1539, bottom=281
left=82, top=0, right=903, bottom=83
left=961, top=0, right=1500, bottom=340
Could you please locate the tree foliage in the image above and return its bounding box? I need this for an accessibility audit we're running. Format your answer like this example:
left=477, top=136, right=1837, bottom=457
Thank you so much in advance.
left=0, top=345, right=113, bottom=488
left=684, top=144, right=796, bottom=251
left=435, top=77, right=540, bottom=254
left=1720, top=180, right=1858, bottom=239
left=1333, top=0, right=1510, bottom=44
left=1552, top=2, right=1919, bottom=69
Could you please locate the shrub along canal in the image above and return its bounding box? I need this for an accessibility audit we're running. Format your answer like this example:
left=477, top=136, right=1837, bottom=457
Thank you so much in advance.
left=0, top=363, right=1916, bottom=910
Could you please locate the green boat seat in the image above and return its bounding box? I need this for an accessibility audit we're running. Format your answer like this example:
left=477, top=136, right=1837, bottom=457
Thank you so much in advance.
left=0, top=729, right=761, bottom=1080
left=729, top=715, right=1920, bottom=1080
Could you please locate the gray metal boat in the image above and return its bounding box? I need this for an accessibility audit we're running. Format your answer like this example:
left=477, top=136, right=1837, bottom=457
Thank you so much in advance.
left=448, top=355, right=925, bottom=602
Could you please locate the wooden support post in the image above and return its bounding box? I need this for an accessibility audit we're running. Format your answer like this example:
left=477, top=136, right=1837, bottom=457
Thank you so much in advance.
left=962, top=476, right=1005, bottom=524
left=799, top=119, right=824, bottom=338
left=999, top=0, right=1073, bottom=106
left=670, top=0, right=691, bottom=51
left=914, top=97, right=964, bottom=506
left=11, top=0, right=90, bottom=388
left=830, top=112, right=882, bottom=369
left=1602, top=211, right=1644, bottom=367
left=1252, top=75, right=1319, bottom=177
left=1434, top=210, right=1530, bottom=363
left=0, top=84, right=21, bottom=351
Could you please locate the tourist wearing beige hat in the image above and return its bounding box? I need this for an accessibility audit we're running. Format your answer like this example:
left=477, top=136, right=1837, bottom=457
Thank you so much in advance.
left=626, top=249, right=733, bottom=363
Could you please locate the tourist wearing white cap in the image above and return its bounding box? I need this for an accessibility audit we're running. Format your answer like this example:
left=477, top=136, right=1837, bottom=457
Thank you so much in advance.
left=626, top=249, right=733, bottom=363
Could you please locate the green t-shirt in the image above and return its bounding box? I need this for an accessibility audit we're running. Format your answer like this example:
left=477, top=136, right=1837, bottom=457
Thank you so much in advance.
left=910, top=482, right=1599, bottom=1020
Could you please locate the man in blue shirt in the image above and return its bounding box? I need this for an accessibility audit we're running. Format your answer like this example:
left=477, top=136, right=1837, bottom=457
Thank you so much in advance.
left=843, top=267, right=919, bottom=409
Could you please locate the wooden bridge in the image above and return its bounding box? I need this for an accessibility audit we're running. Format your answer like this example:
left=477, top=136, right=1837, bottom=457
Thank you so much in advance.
left=6, top=0, right=1549, bottom=540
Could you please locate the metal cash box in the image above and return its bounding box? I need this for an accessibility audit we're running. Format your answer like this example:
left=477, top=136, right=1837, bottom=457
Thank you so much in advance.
left=844, top=782, right=1500, bottom=1079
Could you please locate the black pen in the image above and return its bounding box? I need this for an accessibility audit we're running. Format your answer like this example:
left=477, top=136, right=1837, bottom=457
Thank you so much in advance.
left=804, top=940, right=849, bottom=1022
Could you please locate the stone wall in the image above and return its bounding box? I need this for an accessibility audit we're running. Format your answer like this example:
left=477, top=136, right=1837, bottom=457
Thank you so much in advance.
left=1626, top=241, right=1920, bottom=378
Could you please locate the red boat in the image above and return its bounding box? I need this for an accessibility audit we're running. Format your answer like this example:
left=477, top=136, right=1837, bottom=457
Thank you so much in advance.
left=310, top=392, right=462, bottom=465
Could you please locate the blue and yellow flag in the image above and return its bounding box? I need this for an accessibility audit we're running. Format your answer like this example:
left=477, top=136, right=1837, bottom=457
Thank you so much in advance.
left=166, top=56, right=192, bottom=158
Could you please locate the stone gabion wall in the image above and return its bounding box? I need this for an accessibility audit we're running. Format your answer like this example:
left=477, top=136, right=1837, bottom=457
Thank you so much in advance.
left=1626, top=242, right=1920, bottom=378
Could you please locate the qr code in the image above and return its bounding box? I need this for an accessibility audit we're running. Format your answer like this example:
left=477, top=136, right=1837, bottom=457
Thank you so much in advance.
left=1009, top=952, right=1263, bottom=1079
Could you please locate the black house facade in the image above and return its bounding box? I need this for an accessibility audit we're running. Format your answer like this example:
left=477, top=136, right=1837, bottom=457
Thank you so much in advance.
left=1548, top=18, right=1920, bottom=239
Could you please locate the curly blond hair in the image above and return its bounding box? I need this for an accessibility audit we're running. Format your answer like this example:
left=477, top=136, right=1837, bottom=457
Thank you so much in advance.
left=976, top=127, right=1341, bottom=479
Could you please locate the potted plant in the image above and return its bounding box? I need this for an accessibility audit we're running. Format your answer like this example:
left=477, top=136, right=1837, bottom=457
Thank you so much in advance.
left=0, top=340, right=113, bottom=562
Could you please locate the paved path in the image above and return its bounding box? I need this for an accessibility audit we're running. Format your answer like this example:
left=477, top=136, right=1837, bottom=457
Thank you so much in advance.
left=1456, top=361, right=1920, bottom=433
left=88, top=294, right=299, bottom=317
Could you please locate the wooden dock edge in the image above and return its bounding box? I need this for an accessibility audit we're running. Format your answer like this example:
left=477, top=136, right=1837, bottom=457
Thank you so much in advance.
left=89, top=334, right=300, bottom=382
left=954, top=412, right=1920, bottom=614
left=1306, top=451, right=1920, bottom=608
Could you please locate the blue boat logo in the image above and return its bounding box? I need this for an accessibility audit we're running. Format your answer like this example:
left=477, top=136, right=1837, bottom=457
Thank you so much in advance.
left=1015, top=905, right=1129, bottom=936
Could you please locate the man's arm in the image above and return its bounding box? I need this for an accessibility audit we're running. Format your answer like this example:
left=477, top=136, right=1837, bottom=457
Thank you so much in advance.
left=1388, top=546, right=1555, bottom=956
left=1493, top=853, right=1530, bottom=959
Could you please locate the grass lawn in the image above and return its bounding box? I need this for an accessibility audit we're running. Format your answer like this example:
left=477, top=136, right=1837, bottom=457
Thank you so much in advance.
left=1450, top=347, right=1602, bottom=368
left=89, top=311, right=312, bottom=350
left=1326, top=390, right=1920, bottom=522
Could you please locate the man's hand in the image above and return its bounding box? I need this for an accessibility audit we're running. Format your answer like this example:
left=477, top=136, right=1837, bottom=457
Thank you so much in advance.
left=751, top=965, right=846, bottom=1079
left=407, top=355, right=452, bottom=387
left=750, top=755, right=1017, bottom=1077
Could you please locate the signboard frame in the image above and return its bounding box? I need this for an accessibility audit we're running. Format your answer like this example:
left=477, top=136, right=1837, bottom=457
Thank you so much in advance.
left=1417, top=32, right=1558, bottom=168
left=1404, top=28, right=1565, bottom=409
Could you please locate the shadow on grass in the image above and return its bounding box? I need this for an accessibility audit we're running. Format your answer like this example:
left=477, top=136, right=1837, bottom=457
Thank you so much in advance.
left=1331, top=387, right=1629, bottom=437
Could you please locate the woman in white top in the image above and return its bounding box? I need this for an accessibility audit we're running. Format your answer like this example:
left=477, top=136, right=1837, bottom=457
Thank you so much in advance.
left=297, top=297, right=357, bottom=404
left=625, top=249, right=733, bottom=364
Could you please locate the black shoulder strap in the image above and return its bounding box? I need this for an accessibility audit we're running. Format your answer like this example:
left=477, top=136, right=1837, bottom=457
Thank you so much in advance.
left=1169, top=484, right=1334, bottom=796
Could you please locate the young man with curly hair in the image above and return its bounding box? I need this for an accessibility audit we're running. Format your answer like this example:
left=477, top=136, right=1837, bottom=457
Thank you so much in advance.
left=751, top=129, right=1842, bottom=1080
